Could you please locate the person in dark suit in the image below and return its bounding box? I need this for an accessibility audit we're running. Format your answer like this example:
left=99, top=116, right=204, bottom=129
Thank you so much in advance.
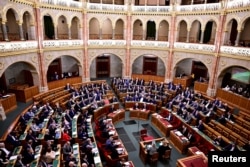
left=186, top=131, right=195, bottom=143
left=165, top=112, right=173, bottom=122
left=223, top=143, right=239, bottom=151
left=23, top=147, right=35, bottom=165
left=226, top=112, right=234, bottom=121
left=196, top=120, right=204, bottom=132
left=157, top=141, right=171, bottom=160
left=109, top=104, right=116, bottom=113
left=179, top=125, right=188, bottom=136
left=6, top=132, right=21, bottom=147
left=243, top=140, right=250, bottom=151
left=213, top=136, right=226, bottom=147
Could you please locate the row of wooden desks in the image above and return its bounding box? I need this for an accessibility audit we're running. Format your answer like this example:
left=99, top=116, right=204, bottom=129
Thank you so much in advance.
left=107, top=109, right=125, bottom=124
left=151, top=113, right=174, bottom=137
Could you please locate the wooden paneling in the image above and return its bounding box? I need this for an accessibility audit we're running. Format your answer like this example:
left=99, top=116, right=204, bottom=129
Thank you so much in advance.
left=194, top=82, right=208, bottom=94
left=216, top=88, right=250, bottom=114
left=48, top=76, right=82, bottom=90
left=0, top=94, right=17, bottom=114
left=131, top=74, right=164, bottom=82
left=173, top=76, right=192, bottom=89
left=9, top=86, right=39, bottom=103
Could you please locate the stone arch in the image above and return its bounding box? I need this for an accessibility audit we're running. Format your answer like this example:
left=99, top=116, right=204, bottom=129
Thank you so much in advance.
left=46, top=55, right=83, bottom=81
left=172, top=57, right=211, bottom=80
left=131, top=54, right=166, bottom=76
left=2, top=5, right=19, bottom=21
left=89, top=53, right=124, bottom=78
left=217, top=65, right=250, bottom=89
left=239, top=15, right=250, bottom=31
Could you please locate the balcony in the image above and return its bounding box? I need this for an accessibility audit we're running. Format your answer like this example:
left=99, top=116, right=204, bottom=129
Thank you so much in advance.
left=87, top=3, right=127, bottom=11
left=43, top=40, right=83, bottom=48
left=220, top=46, right=250, bottom=57
left=174, top=42, right=215, bottom=53
left=176, top=3, right=221, bottom=12
left=132, top=5, right=171, bottom=12
left=0, top=40, right=250, bottom=58
left=0, top=41, right=38, bottom=53
left=40, top=0, right=82, bottom=8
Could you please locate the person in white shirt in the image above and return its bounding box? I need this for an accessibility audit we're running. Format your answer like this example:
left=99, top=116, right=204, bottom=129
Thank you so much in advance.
left=45, top=147, right=56, bottom=164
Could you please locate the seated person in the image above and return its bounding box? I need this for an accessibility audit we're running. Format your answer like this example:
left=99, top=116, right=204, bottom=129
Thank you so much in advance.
left=44, top=147, right=56, bottom=164
left=186, top=131, right=195, bottom=143
left=165, top=112, right=173, bottom=122
left=195, top=120, right=204, bottom=132
left=65, top=154, right=77, bottom=167
left=110, top=147, right=119, bottom=159
left=217, top=113, right=226, bottom=125
left=157, top=141, right=171, bottom=160
left=23, top=147, right=35, bottom=165
left=147, top=143, right=157, bottom=161
left=63, top=141, right=73, bottom=159
left=0, top=143, right=10, bottom=160
left=243, top=140, right=250, bottom=151
left=225, top=111, right=234, bottom=122
left=105, top=137, right=115, bottom=150
left=133, top=102, right=140, bottom=110
left=223, top=142, right=239, bottom=151
left=213, top=136, right=226, bottom=147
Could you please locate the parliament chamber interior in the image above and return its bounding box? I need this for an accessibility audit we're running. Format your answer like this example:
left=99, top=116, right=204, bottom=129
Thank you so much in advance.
left=0, top=0, right=250, bottom=167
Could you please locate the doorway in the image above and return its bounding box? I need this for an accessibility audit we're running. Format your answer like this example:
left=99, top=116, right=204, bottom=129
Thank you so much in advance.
left=96, top=56, right=110, bottom=78
left=143, top=57, right=157, bottom=75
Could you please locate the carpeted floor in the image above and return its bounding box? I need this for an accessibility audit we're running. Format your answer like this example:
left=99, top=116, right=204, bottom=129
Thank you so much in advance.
left=116, top=127, right=137, bottom=152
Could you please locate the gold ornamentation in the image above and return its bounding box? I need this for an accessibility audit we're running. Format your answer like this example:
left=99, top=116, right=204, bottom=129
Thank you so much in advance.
left=206, top=58, right=212, bottom=64
left=221, top=60, right=226, bottom=66
left=0, top=62, right=4, bottom=70
left=46, top=54, right=52, bottom=60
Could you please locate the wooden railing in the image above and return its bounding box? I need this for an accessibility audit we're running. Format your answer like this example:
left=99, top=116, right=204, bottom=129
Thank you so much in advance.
left=9, top=85, right=39, bottom=103
left=194, top=81, right=208, bottom=94
left=48, top=76, right=82, bottom=90
left=131, top=74, right=164, bottom=82
left=0, top=94, right=17, bottom=114
left=216, top=88, right=250, bottom=114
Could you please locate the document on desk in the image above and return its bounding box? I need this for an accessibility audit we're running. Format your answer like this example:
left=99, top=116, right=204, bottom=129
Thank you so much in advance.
left=9, top=155, right=18, bottom=160
left=175, top=131, right=182, bottom=136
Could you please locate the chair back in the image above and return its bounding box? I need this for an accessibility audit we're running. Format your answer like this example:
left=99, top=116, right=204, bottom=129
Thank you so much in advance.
left=150, top=152, right=159, bottom=162
left=163, top=150, right=171, bottom=159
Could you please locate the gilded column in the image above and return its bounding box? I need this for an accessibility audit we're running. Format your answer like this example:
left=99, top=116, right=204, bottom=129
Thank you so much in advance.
left=199, top=29, right=204, bottom=43
left=125, top=10, right=132, bottom=78
left=1, top=21, right=9, bottom=41
left=18, top=21, right=25, bottom=41
left=234, top=30, right=241, bottom=46
left=34, top=3, right=48, bottom=92
left=155, top=27, right=158, bottom=41
left=54, top=23, right=58, bottom=39
left=112, top=28, right=115, bottom=39
left=165, top=12, right=176, bottom=82
left=83, top=9, right=90, bottom=81
left=186, top=27, right=190, bottom=43
left=68, top=24, right=72, bottom=39
left=207, top=11, right=227, bottom=97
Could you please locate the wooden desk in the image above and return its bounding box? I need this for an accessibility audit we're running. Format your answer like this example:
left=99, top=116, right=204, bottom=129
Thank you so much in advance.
left=93, top=102, right=120, bottom=120
left=107, top=109, right=125, bottom=124
left=169, top=130, right=190, bottom=154
left=0, top=93, right=17, bottom=114
left=194, top=82, right=208, bottom=94
left=125, top=102, right=156, bottom=113
left=176, top=154, right=208, bottom=167
left=139, top=137, right=167, bottom=164
left=151, top=113, right=174, bottom=137
left=173, top=76, right=192, bottom=89
left=129, top=108, right=150, bottom=120
left=9, top=85, right=39, bottom=103
left=72, top=143, right=81, bottom=167
left=187, top=146, right=202, bottom=156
